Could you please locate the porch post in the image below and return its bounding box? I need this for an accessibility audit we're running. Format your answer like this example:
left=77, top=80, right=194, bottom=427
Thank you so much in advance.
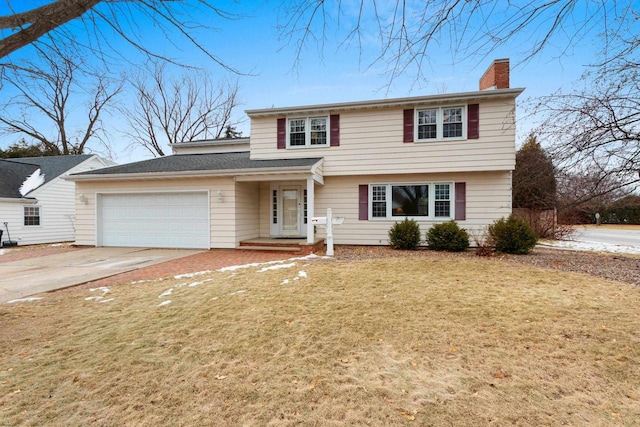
left=306, top=177, right=315, bottom=244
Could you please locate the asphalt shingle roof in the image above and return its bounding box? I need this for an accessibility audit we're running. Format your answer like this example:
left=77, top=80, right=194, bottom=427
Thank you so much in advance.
left=0, top=155, right=93, bottom=198
left=73, top=152, right=322, bottom=176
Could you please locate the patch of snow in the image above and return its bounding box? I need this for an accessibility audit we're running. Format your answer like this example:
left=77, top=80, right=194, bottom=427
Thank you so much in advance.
left=0, top=249, right=7, bottom=256
left=281, top=279, right=290, bottom=285
left=210, top=297, right=219, bottom=301
left=99, top=298, right=114, bottom=303
left=90, top=287, right=110, bottom=295
left=188, top=281, right=204, bottom=287
left=19, top=168, right=45, bottom=196
left=159, top=288, right=173, bottom=298
left=258, top=262, right=296, bottom=272
left=293, top=277, right=299, bottom=281
left=85, top=296, right=104, bottom=301
left=228, top=290, right=247, bottom=296
left=158, top=300, right=172, bottom=307
left=298, top=271, right=307, bottom=278
left=7, top=297, right=42, bottom=304
left=174, top=270, right=212, bottom=279
left=543, top=240, right=640, bottom=255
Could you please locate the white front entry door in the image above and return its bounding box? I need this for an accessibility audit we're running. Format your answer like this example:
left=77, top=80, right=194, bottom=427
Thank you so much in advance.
left=280, top=186, right=301, bottom=236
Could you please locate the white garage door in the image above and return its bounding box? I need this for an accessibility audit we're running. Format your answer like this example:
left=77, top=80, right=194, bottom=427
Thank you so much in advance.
left=99, top=192, right=210, bottom=249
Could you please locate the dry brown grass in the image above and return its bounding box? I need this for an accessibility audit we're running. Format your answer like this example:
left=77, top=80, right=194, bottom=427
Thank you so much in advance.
left=1, top=257, right=639, bottom=426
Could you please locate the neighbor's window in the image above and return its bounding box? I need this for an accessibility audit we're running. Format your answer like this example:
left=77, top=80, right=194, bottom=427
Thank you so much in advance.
left=416, top=106, right=465, bottom=141
left=370, top=183, right=452, bottom=219
left=24, top=206, right=40, bottom=226
left=288, top=117, right=328, bottom=147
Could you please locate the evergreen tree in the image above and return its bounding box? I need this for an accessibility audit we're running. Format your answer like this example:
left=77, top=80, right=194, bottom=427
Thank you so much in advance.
left=513, top=133, right=556, bottom=210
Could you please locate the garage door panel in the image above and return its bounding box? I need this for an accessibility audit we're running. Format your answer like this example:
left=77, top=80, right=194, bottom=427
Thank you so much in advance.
left=99, top=192, right=210, bottom=249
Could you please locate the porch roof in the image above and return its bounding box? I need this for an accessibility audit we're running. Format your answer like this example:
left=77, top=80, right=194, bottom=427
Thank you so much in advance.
left=68, top=151, right=324, bottom=181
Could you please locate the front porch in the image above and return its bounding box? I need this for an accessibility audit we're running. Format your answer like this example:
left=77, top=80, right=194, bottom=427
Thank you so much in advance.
left=238, top=237, right=325, bottom=255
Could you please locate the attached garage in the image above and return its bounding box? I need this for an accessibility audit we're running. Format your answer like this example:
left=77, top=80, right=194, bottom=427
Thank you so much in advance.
left=97, top=192, right=210, bottom=249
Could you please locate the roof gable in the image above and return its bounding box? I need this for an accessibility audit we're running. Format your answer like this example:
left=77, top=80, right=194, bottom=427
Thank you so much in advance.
left=0, top=154, right=94, bottom=198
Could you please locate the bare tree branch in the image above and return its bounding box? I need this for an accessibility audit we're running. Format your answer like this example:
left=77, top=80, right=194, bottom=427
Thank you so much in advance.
left=0, top=39, right=122, bottom=154
left=123, top=62, right=241, bottom=157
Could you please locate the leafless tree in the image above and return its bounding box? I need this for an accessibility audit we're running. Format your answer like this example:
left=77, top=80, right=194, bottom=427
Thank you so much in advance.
left=0, top=40, right=123, bottom=155
left=0, top=0, right=240, bottom=71
left=124, top=63, right=241, bottom=157
left=279, top=1, right=627, bottom=80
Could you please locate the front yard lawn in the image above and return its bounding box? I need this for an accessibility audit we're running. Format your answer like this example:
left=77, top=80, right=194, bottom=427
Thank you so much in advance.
left=1, top=257, right=638, bottom=425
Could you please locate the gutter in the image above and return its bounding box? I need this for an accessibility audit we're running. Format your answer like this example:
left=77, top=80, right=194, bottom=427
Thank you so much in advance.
left=246, top=88, right=525, bottom=117
left=65, top=161, right=323, bottom=181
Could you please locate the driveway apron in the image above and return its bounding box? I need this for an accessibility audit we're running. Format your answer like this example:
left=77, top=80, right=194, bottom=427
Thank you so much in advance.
left=0, top=247, right=204, bottom=303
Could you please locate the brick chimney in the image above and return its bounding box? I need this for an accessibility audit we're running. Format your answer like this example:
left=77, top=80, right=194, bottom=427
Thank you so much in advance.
left=479, top=58, right=510, bottom=90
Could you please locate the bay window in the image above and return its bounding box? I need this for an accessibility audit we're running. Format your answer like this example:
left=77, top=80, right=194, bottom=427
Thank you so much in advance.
left=369, top=183, right=453, bottom=219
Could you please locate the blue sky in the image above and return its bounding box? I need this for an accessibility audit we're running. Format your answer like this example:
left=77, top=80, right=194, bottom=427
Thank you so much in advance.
left=0, top=1, right=624, bottom=162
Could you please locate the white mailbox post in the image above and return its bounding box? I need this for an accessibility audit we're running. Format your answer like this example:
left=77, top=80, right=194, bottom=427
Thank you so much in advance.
left=311, top=208, right=344, bottom=256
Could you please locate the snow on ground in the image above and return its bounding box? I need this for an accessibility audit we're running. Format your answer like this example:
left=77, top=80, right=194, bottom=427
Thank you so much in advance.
left=0, top=249, right=7, bottom=256
left=159, top=288, right=173, bottom=298
left=85, top=287, right=111, bottom=302
left=7, top=297, right=42, bottom=304
left=542, top=239, right=640, bottom=255
left=258, top=263, right=296, bottom=272
left=158, top=300, right=172, bottom=307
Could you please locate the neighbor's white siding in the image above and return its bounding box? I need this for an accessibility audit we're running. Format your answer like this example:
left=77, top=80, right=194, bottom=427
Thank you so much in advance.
left=249, top=99, right=516, bottom=175
left=75, top=177, right=237, bottom=248
left=1, top=156, right=109, bottom=246
left=307, top=171, right=511, bottom=245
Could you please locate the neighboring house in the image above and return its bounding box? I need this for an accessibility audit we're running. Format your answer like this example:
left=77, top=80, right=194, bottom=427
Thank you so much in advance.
left=0, top=155, right=113, bottom=246
left=69, top=59, right=523, bottom=250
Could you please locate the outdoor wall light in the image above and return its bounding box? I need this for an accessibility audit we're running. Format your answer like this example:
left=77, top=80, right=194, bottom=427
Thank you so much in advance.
left=79, top=194, right=88, bottom=205
left=216, top=190, right=224, bottom=203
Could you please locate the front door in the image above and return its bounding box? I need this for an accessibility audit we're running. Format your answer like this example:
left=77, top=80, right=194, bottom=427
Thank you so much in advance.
left=280, top=186, right=301, bottom=236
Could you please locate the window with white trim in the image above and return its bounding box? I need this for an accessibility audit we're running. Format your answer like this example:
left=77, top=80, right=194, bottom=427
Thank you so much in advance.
left=24, top=206, right=40, bottom=226
left=370, top=183, right=453, bottom=219
left=416, top=106, right=465, bottom=141
left=288, top=116, right=328, bottom=147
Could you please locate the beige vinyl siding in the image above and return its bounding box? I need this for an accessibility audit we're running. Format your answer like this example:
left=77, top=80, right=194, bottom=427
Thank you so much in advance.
left=234, top=182, right=260, bottom=243
left=75, top=177, right=236, bottom=248
left=249, top=99, right=516, bottom=175
left=259, top=183, right=272, bottom=237
left=307, top=172, right=511, bottom=245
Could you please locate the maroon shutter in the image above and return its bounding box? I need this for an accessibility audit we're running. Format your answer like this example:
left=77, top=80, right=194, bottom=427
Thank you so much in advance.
left=358, top=185, right=369, bottom=220
left=403, top=109, right=414, bottom=143
left=455, top=182, right=466, bottom=220
left=330, top=114, right=340, bottom=146
left=277, top=118, right=286, bottom=149
left=467, top=104, right=479, bottom=139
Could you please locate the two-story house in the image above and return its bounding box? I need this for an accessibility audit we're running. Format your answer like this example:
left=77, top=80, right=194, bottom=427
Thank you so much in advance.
left=69, top=59, right=522, bottom=251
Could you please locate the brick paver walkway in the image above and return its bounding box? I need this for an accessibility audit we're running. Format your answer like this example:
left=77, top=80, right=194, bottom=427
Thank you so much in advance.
left=83, top=249, right=301, bottom=287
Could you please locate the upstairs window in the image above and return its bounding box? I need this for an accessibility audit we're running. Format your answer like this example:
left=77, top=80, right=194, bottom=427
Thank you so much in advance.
left=24, top=206, right=41, bottom=226
left=288, top=117, right=328, bottom=147
left=415, top=106, right=465, bottom=141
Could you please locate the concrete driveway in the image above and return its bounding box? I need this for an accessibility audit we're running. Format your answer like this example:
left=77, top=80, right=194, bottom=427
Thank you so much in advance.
left=0, top=247, right=204, bottom=303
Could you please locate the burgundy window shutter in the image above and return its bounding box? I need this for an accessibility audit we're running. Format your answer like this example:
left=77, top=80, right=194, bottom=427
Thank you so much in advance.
left=454, top=182, right=466, bottom=221
left=358, top=185, right=369, bottom=220
left=403, top=109, right=414, bottom=143
left=277, top=118, right=286, bottom=149
left=330, top=114, right=340, bottom=146
left=467, top=104, right=479, bottom=139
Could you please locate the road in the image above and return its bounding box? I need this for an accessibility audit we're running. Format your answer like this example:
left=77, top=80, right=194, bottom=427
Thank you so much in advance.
left=573, top=227, right=640, bottom=248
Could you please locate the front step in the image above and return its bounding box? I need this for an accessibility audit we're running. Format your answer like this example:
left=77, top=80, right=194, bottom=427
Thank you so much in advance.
left=238, top=239, right=325, bottom=255
left=238, top=245, right=302, bottom=252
